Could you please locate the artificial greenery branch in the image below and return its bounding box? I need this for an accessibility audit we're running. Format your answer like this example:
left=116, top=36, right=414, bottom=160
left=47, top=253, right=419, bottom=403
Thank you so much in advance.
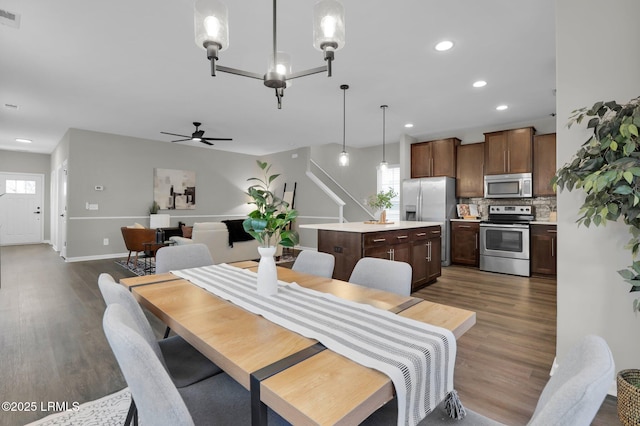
left=553, top=96, right=640, bottom=307
left=243, top=160, right=299, bottom=248
left=366, top=188, right=398, bottom=211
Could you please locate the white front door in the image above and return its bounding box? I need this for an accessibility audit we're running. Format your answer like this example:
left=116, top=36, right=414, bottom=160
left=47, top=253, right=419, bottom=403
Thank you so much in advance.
left=0, top=172, right=44, bottom=245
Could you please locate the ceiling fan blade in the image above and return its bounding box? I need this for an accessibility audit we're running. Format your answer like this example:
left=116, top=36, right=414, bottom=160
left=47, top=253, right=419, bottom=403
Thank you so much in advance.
left=171, top=139, right=191, bottom=143
left=201, top=140, right=214, bottom=146
left=161, top=131, right=190, bottom=138
left=202, top=137, right=233, bottom=141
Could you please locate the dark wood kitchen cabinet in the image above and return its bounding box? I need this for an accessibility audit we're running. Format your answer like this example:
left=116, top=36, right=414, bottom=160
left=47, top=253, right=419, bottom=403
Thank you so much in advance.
left=317, top=225, right=441, bottom=291
left=533, top=133, right=557, bottom=196
left=531, top=224, right=557, bottom=276
left=484, top=127, right=535, bottom=175
left=411, top=138, right=460, bottom=178
left=456, top=142, right=485, bottom=198
left=451, top=221, right=480, bottom=267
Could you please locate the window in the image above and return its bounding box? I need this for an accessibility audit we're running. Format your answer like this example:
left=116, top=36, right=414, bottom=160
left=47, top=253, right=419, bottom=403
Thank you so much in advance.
left=6, top=179, right=36, bottom=194
left=377, top=165, right=400, bottom=222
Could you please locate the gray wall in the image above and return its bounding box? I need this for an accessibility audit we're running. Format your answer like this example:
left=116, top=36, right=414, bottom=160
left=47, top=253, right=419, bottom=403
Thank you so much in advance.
left=557, top=0, right=640, bottom=374
left=0, top=149, right=51, bottom=241
left=61, top=128, right=259, bottom=260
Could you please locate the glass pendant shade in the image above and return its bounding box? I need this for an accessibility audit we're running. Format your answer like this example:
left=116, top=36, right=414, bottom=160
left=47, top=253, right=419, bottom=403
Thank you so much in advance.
left=339, top=150, right=349, bottom=166
left=269, top=51, right=292, bottom=87
left=379, top=161, right=388, bottom=171
left=313, top=0, right=345, bottom=52
left=194, top=0, right=229, bottom=51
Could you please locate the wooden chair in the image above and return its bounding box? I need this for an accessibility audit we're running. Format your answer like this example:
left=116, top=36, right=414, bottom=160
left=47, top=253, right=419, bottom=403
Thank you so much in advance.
left=120, top=227, right=156, bottom=267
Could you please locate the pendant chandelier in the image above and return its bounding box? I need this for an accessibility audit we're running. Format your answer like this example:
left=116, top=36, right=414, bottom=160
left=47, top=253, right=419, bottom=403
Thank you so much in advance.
left=379, top=105, right=389, bottom=171
left=194, top=0, right=346, bottom=109
left=338, top=84, right=349, bottom=167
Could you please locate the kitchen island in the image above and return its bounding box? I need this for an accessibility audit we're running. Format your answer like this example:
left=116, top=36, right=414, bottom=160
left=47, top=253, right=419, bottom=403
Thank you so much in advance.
left=300, top=221, right=443, bottom=291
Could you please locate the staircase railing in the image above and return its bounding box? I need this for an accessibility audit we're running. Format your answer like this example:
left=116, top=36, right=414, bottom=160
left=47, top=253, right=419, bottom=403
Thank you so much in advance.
left=309, top=159, right=375, bottom=221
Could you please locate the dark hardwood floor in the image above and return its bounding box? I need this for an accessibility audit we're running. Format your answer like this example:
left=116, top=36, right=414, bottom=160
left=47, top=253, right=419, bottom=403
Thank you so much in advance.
left=0, top=245, right=619, bottom=425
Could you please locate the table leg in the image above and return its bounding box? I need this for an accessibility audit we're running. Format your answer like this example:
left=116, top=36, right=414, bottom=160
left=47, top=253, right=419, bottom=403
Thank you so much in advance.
left=249, top=343, right=326, bottom=426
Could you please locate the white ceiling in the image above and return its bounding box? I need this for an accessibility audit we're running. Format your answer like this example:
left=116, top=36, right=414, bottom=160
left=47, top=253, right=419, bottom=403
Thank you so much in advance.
left=0, top=0, right=556, bottom=156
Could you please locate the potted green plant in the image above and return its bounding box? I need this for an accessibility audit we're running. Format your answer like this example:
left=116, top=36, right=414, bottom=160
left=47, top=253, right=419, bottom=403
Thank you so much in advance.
left=149, top=201, right=160, bottom=215
left=243, top=160, right=299, bottom=296
left=554, top=95, right=640, bottom=309
left=365, top=188, right=398, bottom=223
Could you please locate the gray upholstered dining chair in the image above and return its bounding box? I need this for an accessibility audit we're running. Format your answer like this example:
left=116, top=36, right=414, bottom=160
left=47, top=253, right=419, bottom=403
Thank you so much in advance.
left=155, top=243, right=214, bottom=274
left=291, top=250, right=335, bottom=278
left=98, top=273, right=221, bottom=387
left=153, top=244, right=214, bottom=338
left=348, top=257, right=412, bottom=296
left=362, top=334, right=615, bottom=426
left=103, top=304, right=290, bottom=426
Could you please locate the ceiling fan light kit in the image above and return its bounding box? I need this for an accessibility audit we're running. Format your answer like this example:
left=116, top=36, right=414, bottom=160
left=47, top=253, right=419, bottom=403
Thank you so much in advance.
left=194, top=0, right=345, bottom=109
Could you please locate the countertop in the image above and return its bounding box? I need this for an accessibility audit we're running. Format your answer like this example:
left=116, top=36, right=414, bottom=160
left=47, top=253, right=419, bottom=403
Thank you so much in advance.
left=451, top=218, right=481, bottom=223
left=299, top=221, right=443, bottom=233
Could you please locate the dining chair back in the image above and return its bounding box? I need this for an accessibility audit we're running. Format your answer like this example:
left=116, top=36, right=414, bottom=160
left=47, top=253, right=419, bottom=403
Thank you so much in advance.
left=98, top=273, right=221, bottom=387
left=98, top=273, right=164, bottom=363
left=103, top=304, right=195, bottom=426
left=155, top=243, right=214, bottom=274
left=527, top=334, right=614, bottom=426
left=348, top=257, right=412, bottom=296
left=362, top=334, right=614, bottom=426
left=291, top=250, right=335, bottom=278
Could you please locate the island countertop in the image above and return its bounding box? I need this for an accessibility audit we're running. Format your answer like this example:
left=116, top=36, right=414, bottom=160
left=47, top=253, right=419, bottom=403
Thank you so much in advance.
left=299, top=221, right=443, bottom=233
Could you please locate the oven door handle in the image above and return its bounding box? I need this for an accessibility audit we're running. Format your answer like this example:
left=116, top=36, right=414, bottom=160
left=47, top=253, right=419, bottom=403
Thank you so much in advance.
left=480, top=223, right=530, bottom=229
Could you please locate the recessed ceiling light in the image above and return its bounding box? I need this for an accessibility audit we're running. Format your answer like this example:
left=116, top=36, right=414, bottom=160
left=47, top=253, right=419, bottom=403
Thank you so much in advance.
left=404, top=123, right=414, bottom=128
left=434, top=40, right=454, bottom=52
left=15, top=138, right=32, bottom=143
left=496, top=105, right=508, bottom=111
left=473, top=80, right=487, bottom=88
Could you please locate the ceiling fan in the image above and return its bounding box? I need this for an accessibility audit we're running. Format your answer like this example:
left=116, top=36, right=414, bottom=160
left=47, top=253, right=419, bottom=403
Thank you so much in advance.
left=161, top=122, right=232, bottom=146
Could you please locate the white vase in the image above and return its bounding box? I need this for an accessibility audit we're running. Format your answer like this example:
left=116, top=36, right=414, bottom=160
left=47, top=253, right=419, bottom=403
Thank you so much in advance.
left=257, top=246, right=278, bottom=296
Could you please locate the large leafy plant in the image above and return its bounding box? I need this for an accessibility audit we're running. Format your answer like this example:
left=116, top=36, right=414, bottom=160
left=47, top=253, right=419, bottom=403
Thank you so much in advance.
left=243, top=160, right=299, bottom=248
left=553, top=96, right=640, bottom=309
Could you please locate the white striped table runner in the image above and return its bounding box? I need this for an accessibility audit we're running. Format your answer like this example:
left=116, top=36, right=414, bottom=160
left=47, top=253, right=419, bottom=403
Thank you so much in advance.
left=173, top=264, right=458, bottom=426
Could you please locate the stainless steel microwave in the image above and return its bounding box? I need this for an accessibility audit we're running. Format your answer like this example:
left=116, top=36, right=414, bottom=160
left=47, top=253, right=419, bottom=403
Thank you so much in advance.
left=484, top=173, right=533, bottom=198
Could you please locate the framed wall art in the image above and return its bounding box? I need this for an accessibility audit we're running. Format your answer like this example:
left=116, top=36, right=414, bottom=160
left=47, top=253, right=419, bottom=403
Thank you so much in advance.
left=153, top=168, right=196, bottom=210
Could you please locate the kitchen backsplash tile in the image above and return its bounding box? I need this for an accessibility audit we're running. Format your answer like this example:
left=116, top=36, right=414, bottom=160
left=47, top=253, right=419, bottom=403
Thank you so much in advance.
left=459, top=196, right=557, bottom=221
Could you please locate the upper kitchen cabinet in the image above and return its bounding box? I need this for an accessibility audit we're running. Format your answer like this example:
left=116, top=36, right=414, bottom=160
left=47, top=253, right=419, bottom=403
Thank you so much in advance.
left=484, top=127, right=535, bottom=175
left=411, top=138, right=460, bottom=178
left=533, top=133, right=557, bottom=196
left=456, top=142, right=485, bottom=198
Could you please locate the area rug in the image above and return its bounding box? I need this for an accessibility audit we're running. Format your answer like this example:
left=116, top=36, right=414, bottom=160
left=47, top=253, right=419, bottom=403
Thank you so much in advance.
left=25, top=388, right=131, bottom=426
left=115, top=258, right=154, bottom=276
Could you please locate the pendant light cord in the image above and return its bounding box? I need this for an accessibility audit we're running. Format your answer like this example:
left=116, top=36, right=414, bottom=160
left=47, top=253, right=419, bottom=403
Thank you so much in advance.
left=381, top=105, right=388, bottom=162
left=343, top=87, right=346, bottom=150
left=272, top=0, right=277, bottom=66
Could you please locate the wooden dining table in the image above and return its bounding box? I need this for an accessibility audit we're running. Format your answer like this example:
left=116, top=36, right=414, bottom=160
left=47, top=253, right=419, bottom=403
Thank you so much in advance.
left=120, top=261, right=476, bottom=426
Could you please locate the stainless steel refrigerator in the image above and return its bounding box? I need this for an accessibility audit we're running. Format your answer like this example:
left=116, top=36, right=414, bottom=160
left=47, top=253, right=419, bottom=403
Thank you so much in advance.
left=402, top=176, right=457, bottom=266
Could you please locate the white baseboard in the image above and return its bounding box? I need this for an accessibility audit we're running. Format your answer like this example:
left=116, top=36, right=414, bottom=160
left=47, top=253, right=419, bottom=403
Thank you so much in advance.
left=65, top=252, right=129, bottom=262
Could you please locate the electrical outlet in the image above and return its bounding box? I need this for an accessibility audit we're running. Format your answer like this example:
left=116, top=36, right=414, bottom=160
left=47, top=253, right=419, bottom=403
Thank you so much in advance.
left=103, top=238, right=109, bottom=246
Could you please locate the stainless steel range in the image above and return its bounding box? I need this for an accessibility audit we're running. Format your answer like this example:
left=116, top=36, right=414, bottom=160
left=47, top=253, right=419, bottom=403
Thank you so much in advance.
left=479, top=205, right=534, bottom=277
